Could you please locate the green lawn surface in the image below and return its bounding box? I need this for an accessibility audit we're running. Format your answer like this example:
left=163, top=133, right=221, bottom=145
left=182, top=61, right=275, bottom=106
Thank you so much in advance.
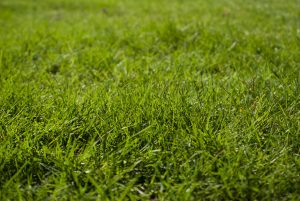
left=0, top=0, right=300, bottom=200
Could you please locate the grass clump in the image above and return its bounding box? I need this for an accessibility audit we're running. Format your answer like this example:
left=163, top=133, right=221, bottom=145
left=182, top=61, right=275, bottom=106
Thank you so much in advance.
left=0, top=0, right=300, bottom=200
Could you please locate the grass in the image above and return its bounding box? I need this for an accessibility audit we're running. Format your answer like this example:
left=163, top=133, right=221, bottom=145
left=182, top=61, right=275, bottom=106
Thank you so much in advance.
left=0, top=0, right=300, bottom=200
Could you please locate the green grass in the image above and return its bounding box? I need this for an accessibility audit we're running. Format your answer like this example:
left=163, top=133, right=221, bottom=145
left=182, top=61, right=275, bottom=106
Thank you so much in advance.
left=0, top=0, right=300, bottom=200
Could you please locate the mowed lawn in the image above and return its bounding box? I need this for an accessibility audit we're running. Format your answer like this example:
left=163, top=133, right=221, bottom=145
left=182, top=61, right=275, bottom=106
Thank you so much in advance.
left=0, top=0, right=300, bottom=200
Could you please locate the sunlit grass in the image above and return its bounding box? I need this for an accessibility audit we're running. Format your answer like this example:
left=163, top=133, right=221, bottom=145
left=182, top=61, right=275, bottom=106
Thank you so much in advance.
left=0, top=0, right=299, bottom=200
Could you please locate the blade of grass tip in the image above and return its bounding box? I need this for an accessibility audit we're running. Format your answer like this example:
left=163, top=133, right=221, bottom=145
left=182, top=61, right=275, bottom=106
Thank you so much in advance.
left=131, top=124, right=153, bottom=139
left=94, top=126, right=114, bottom=159
left=116, top=124, right=154, bottom=148
left=6, top=105, right=27, bottom=125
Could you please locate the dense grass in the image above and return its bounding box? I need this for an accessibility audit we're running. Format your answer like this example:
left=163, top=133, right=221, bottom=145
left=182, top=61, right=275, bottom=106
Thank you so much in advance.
left=0, top=0, right=300, bottom=200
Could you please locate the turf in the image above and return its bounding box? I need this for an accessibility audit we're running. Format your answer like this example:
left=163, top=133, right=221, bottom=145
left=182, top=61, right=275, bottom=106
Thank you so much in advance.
left=0, top=0, right=300, bottom=200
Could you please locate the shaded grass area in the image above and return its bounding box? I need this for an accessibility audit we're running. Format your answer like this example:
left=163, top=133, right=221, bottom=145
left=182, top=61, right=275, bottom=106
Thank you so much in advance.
left=0, top=0, right=300, bottom=200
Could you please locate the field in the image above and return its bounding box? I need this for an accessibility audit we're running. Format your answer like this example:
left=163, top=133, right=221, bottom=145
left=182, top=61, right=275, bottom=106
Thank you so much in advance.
left=0, top=0, right=300, bottom=200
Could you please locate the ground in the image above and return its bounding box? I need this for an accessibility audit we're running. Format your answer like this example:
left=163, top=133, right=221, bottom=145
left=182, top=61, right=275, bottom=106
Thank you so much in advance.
left=0, top=0, right=300, bottom=200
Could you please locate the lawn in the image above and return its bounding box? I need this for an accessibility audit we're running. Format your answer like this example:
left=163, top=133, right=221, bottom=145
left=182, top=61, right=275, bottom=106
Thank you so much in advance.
left=0, top=0, right=300, bottom=200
